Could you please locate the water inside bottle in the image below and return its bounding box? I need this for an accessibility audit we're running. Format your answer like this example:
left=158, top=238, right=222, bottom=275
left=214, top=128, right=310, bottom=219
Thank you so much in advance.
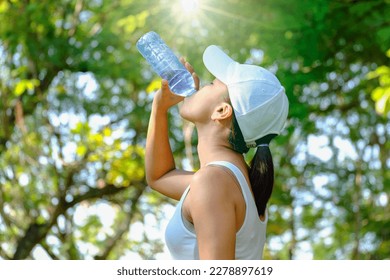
left=168, top=69, right=196, bottom=97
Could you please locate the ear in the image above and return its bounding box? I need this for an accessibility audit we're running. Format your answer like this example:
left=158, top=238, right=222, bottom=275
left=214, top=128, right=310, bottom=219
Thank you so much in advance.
left=211, top=102, right=233, bottom=121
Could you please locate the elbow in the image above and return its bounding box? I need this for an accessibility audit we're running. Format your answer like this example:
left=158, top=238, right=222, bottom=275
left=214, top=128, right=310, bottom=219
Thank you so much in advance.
left=145, top=175, right=153, bottom=188
left=145, top=168, right=154, bottom=188
left=145, top=175, right=158, bottom=190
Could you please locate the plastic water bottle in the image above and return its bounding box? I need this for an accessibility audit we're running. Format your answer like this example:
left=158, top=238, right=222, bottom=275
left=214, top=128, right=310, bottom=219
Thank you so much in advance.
left=136, top=31, right=196, bottom=97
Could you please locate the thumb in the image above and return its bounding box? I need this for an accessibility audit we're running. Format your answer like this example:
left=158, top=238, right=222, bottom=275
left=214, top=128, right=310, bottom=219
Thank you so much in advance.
left=161, top=79, right=171, bottom=93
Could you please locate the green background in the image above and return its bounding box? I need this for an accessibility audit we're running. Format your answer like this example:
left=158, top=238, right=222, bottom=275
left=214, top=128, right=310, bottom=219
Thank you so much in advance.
left=0, top=0, right=389, bottom=259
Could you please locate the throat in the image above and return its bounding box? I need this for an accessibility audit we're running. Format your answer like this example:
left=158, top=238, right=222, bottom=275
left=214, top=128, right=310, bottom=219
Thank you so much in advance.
left=197, top=143, right=236, bottom=167
left=195, top=126, right=241, bottom=167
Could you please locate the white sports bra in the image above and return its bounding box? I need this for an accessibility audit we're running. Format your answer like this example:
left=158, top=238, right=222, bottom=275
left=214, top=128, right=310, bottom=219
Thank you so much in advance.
left=165, top=161, right=268, bottom=259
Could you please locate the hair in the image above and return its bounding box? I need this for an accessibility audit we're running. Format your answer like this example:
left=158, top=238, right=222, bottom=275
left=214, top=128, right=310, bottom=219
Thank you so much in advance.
left=228, top=110, right=276, bottom=217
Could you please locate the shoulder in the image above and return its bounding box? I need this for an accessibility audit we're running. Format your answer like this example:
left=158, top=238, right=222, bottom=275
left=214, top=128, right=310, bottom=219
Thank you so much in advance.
left=187, top=166, right=238, bottom=259
left=191, top=165, right=234, bottom=190
left=188, top=165, right=236, bottom=206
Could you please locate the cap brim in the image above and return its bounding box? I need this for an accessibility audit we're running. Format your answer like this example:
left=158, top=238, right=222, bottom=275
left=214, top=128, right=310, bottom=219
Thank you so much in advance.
left=203, top=45, right=235, bottom=84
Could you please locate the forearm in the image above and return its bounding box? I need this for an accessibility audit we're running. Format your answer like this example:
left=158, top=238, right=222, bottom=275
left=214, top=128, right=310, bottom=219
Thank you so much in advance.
left=145, top=101, right=176, bottom=185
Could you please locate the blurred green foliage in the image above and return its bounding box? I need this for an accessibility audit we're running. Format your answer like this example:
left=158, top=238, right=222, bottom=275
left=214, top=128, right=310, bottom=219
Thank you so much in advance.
left=367, top=49, right=390, bottom=115
left=0, top=0, right=389, bottom=260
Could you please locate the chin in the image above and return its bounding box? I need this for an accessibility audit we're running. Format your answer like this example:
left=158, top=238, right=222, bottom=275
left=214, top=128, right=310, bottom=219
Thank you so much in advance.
left=179, top=102, right=193, bottom=122
left=179, top=103, right=188, bottom=119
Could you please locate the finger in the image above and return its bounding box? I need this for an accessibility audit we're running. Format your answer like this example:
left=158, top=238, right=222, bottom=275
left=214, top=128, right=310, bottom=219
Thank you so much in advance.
left=161, top=79, right=170, bottom=93
left=185, top=61, right=194, bottom=73
left=161, top=79, right=169, bottom=88
left=179, top=56, right=186, bottom=65
left=192, top=72, right=200, bottom=90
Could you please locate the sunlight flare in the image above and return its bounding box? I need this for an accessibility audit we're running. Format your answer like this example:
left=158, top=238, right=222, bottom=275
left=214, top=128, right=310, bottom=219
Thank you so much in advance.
left=180, top=0, right=200, bottom=15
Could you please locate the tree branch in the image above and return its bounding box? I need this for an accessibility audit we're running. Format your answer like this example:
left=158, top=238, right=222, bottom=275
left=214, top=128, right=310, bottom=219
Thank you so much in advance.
left=11, top=179, right=145, bottom=259
left=12, top=222, right=49, bottom=259
left=94, top=185, right=144, bottom=260
left=40, top=241, right=60, bottom=260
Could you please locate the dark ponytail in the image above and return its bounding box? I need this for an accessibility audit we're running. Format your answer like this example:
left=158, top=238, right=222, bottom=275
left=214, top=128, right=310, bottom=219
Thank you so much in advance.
left=229, top=111, right=276, bottom=217
left=249, top=145, right=274, bottom=216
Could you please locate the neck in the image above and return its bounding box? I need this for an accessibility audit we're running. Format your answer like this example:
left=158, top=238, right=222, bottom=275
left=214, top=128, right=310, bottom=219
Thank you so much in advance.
left=196, top=124, right=244, bottom=168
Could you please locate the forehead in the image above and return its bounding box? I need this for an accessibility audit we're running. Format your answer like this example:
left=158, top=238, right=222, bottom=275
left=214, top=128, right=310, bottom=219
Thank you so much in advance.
left=213, top=79, right=228, bottom=93
left=212, top=79, right=229, bottom=100
left=213, top=78, right=225, bottom=85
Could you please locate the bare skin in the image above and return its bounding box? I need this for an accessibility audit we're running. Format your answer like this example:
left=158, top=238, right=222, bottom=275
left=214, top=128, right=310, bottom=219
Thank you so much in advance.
left=145, top=58, right=251, bottom=259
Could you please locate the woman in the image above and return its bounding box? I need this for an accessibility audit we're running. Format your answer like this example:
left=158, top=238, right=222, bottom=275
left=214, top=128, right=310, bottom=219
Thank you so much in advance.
left=145, top=45, right=289, bottom=260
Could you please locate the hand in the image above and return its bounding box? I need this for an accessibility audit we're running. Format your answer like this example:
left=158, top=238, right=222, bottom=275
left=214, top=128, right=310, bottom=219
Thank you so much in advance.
left=180, top=57, right=200, bottom=91
left=153, top=79, right=184, bottom=112
left=153, top=57, right=200, bottom=112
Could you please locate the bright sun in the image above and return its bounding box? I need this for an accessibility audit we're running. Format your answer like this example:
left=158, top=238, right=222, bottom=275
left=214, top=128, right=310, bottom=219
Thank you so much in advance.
left=180, top=0, right=200, bottom=15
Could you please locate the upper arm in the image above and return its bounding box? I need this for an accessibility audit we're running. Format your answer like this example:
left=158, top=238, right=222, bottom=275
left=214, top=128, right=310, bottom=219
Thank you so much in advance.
left=148, top=169, right=194, bottom=200
left=187, top=168, right=237, bottom=260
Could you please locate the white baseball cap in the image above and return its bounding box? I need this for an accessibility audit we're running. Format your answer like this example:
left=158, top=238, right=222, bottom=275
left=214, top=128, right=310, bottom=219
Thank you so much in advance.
left=203, top=45, right=289, bottom=148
